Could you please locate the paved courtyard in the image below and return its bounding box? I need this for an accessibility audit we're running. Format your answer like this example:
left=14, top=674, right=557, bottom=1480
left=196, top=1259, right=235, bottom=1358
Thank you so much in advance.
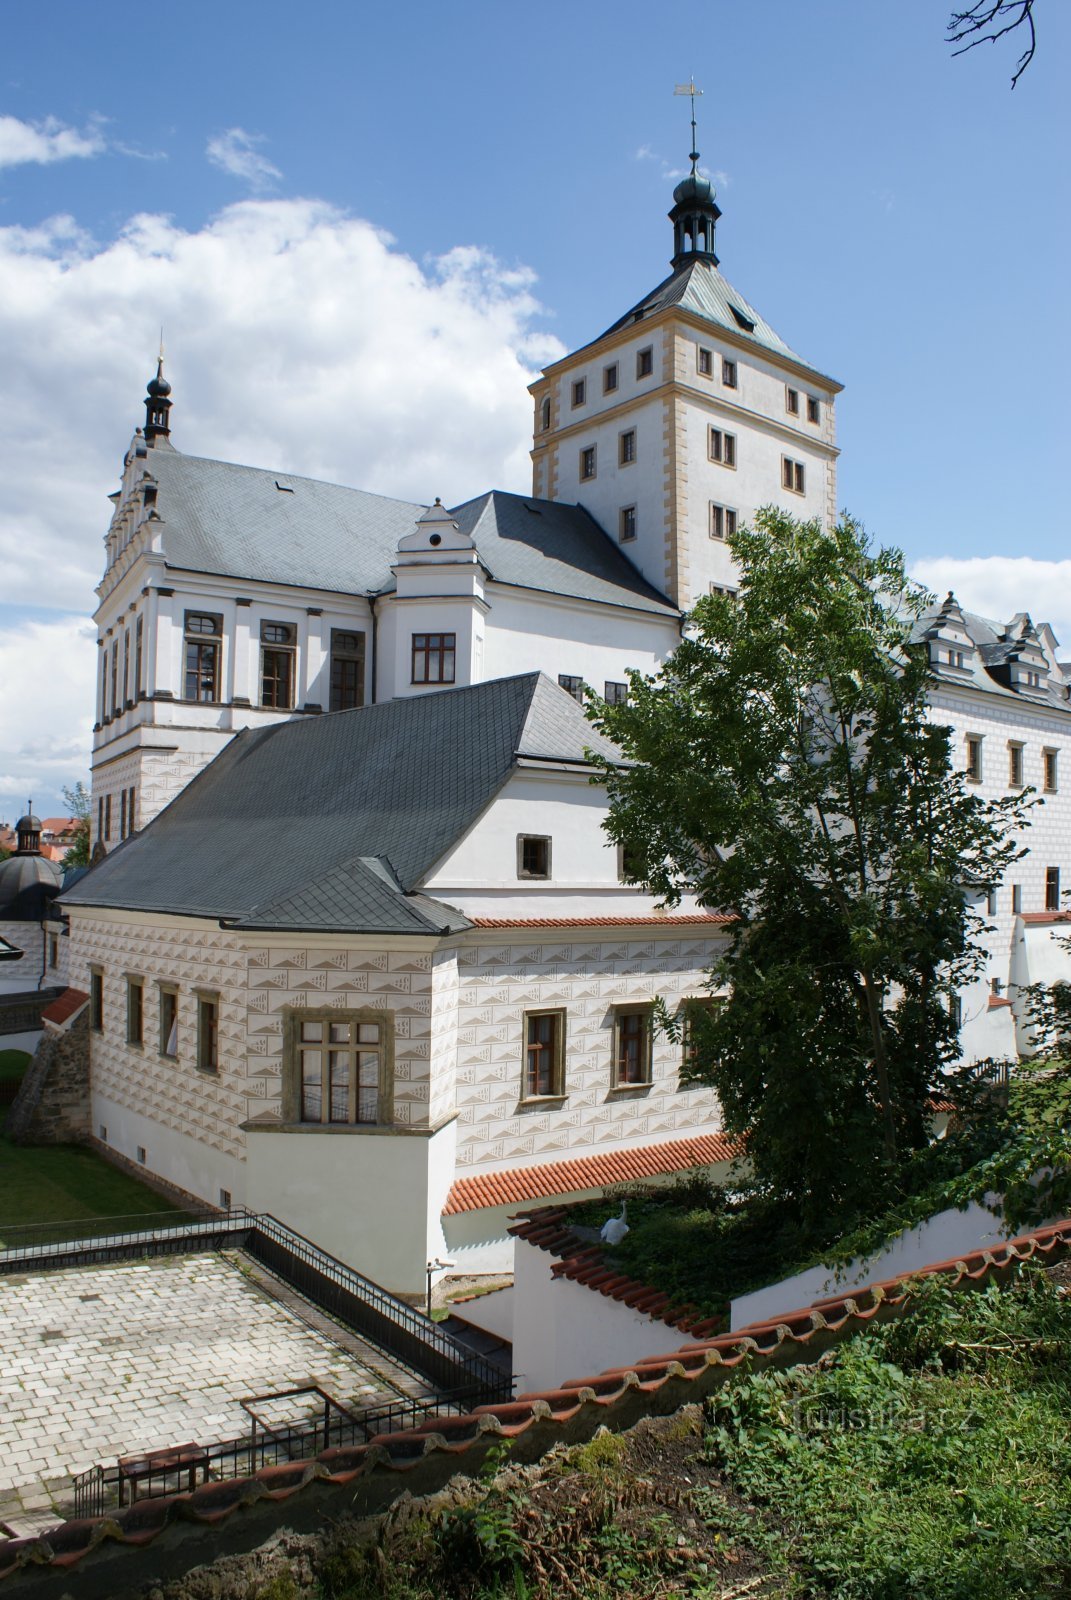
left=0, top=1251, right=423, bottom=1535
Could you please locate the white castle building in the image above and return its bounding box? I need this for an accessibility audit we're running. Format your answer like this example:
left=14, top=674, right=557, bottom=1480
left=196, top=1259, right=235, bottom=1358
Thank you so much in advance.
left=53, top=148, right=1068, bottom=1292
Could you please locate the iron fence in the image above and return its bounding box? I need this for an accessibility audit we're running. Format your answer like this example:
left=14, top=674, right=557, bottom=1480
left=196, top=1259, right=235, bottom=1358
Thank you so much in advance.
left=71, top=1385, right=482, bottom=1519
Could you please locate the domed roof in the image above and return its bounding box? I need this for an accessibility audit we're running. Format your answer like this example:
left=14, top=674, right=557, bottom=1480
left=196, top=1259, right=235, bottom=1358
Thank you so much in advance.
left=673, top=170, right=716, bottom=208
left=15, top=810, right=41, bottom=833
left=147, top=362, right=172, bottom=399
left=0, top=850, right=62, bottom=922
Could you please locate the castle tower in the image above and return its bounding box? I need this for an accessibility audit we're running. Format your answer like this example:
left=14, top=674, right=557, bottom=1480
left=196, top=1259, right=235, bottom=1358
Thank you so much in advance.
left=530, top=122, right=842, bottom=609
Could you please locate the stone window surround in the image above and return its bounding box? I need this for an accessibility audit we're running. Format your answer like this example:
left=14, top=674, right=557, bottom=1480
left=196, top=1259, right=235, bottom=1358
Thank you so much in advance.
left=195, top=988, right=220, bottom=1075
left=280, top=1006, right=395, bottom=1128
left=517, top=834, right=552, bottom=880
left=156, top=980, right=179, bottom=1059
left=610, top=1002, right=654, bottom=1090
left=125, top=973, right=144, bottom=1049
left=520, top=1007, right=567, bottom=1104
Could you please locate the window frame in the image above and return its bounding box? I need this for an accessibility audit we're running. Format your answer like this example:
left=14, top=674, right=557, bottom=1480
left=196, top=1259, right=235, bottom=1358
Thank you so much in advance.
left=604, top=680, right=628, bottom=706
left=1008, top=741, right=1025, bottom=789
left=579, top=444, right=597, bottom=482
left=619, top=428, right=636, bottom=466
left=966, top=735, right=984, bottom=783
left=1043, top=748, right=1058, bottom=793
left=636, top=346, right=653, bottom=379
left=611, top=1003, right=654, bottom=1088
left=722, top=357, right=737, bottom=388
left=282, top=1006, right=394, bottom=1127
left=196, top=991, right=220, bottom=1074
left=411, top=631, right=457, bottom=686
left=558, top=674, right=584, bottom=703
left=782, top=456, right=806, bottom=495
left=807, top=395, right=821, bottom=424
left=125, top=975, right=144, bottom=1048
left=696, top=346, right=713, bottom=378
left=1046, top=866, right=1061, bottom=912
left=709, top=428, right=737, bottom=468
left=1012, top=884, right=1023, bottom=915
left=517, top=834, right=551, bottom=880
left=571, top=378, right=586, bottom=408
left=681, top=996, right=722, bottom=1077
left=522, top=1008, right=567, bottom=1101
left=603, top=362, right=619, bottom=395
left=158, top=983, right=179, bottom=1059
left=329, top=629, right=366, bottom=712
left=540, top=395, right=551, bottom=432
left=786, top=386, right=800, bottom=415
left=260, top=620, right=296, bottom=710
left=619, top=505, right=637, bottom=543
left=90, top=968, right=104, bottom=1033
left=709, top=503, right=738, bottom=541
left=184, top=611, right=223, bottom=704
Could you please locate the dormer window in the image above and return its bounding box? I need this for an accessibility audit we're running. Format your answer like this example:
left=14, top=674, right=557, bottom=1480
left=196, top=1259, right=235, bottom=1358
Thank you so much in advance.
left=949, top=649, right=965, bottom=669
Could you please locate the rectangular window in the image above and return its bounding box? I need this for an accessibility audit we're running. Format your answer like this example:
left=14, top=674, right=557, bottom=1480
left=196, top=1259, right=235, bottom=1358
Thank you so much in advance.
left=159, top=986, right=178, bottom=1058
left=709, top=428, right=736, bottom=467
left=329, top=629, right=366, bottom=712
left=604, top=680, right=628, bottom=706
left=1046, top=867, right=1061, bottom=911
left=524, top=1009, right=565, bottom=1098
left=411, top=632, right=456, bottom=685
left=722, top=357, right=737, bottom=388
left=135, top=616, right=143, bottom=699
left=709, top=583, right=739, bottom=599
left=260, top=621, right=296, bottom=709
left=136, top=1146, right=147, bottom=1166
left=636, top=346, right=653, bottom=378
left=97, top=796, right=104, bottom=844
left=782, top=457, right=806, bottom=494
left=122, top=629, right=130, bottom=707
left=619, top=428, right=636, bottom=465
left=90, top=969, right=103, bottom=1032
left=987, top=887, right=998, bottom=917
left=558, top=674, right=584, bottom=703
left=697, top=346, right=713, bottom=377
left=807, top=396, right=821, bottom=424
left=1043, top=748, right=1058, bottom=793
left=128, top=786, right=136, bottom=834
left=580, top=445, right=597, bottom=481
left=949, top=994, right=963, bottom=1030
left=119, top=789, right=128, bottom=842
left=966, top=735, right=983, bottom=783
left=110, top=641, right=118, bottom=717
left=517, top=834, right=551, bottom=879
left=603, top=362, right=619, bottom=394
left=1008, top=742, right=1024, bottom=788
left=613, top=1005, right=653, bottom=1086
left=197, top=994, right=219, bottom=1074
left=126, top=978, right=143, bottom=1047
left=786, top=387, right=800, bottom=415
left=1012, top=883, right=1023, bottom=914
left=184, top=612, right=223, bottom=703
left=709, top=503, right=738, bottom=541
left=571, top=378, right=586, bottom=407
left=619, top=505, right=637, bottom=542
left=295, top=1013, right=384, bottom=1125
left=48, top=935, right=58, bottom=969
left=104, top=793, right=112, bottom=842
left=682, top=997, right=720, bottom=1073
left=220, top=1188, right=232, bottom=1210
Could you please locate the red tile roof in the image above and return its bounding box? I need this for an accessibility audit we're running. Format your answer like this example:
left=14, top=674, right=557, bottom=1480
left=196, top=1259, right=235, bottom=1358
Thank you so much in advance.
left=987, top=994, right=1013, bottom=1010
left=40, top=987, right=89, bottom=1027
left=470, top=914, right=733, bottom=929
left=442, top=1132, right=740, bottom=1215
left=3, top=1216, right=1067, bottom=1587
left=1019, top=911, right=1071, bottom=926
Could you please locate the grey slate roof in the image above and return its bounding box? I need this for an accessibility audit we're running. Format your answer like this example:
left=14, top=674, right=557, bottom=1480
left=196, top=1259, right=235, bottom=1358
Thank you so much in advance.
left=915, top=599, right=1071, bottom=710
left=141, top=447, right=676, bottom=616
left=61, top=673, right=622, bottom=934
left=597, top=257, right=835, bottom=383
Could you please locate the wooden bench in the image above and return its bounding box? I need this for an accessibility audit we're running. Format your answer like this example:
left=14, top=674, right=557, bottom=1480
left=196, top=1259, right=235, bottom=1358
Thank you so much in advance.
left=116, top=1441, right=209, bottom=1505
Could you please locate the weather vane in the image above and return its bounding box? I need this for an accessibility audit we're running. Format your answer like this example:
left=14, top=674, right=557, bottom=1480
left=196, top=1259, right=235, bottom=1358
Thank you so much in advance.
left=674, top=79, right=703, bottom=172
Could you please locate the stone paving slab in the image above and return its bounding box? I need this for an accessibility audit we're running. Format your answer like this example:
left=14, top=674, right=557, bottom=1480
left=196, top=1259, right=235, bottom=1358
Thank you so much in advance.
left=0, top=1251, right=421, bottom=1532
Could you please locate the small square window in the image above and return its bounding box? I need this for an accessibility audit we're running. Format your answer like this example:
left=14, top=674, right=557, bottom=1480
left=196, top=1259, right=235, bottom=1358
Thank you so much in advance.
left=807, top=396, right=821, bottom=424
left=523, top=1009, right=566, bottom=1099
left=412, top=632, right=456, bottom=685
left=619, top=505, right=637, bottom=542
left=603, top=363, right=619, bottom=394
left=604, top=680, right=627, bottom=706
left=580, top=445, right=597, bottom=481
left=126, top=978, right=144, bottom=1047
left=612, top=1005, right=653, bottom=1087
left=722, top=358, right=737, bottom=388
left=636, top=346, right=653, bottom=378
left=1043, top=749, right=1058, bottom=793
left=619, top=429, right=636, bottom=466
left=697, top=346, right=713, bottom=377
left=136, top=1146, right=147, bottom=1165
left=709, top=428, right=736, bottom=467
left=220, top=1188, right=232, bottom=1210
left=572, top=378, right=586, bottom=408
left=786, top=387, right=800, bottom=415
left=1008, top=742, right=1024, bottom=788
left=197, top=994, right=220, bottom=1073
left=966, top=736, right=983, bottom=783
left=782, top=457, right=805, bottom=494
left=517, top=835, right=551, bottom=879
left=558, top=674, right=584, bottom=703
left=1046, top=866, right=1061, bottom=911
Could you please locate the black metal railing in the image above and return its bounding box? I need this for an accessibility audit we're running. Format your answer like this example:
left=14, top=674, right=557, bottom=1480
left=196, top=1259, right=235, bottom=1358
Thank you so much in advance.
left=71, top=1384, right=482, bottom=1519
left=0, top=1208, right=511, bottom=1406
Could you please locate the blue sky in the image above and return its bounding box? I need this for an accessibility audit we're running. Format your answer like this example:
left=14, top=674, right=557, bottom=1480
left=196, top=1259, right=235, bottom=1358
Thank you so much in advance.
left=1, top=0, right=1069, bottom=815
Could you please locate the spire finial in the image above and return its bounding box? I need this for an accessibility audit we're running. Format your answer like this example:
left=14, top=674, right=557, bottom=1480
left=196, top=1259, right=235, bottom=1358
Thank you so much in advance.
left=144, top=341, right=173, bottom=443
left=674, top=78, right=703, bottom=173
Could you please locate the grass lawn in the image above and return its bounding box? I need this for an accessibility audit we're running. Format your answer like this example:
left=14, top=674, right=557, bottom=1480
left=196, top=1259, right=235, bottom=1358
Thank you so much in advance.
left=0, top=1133, right=187, bottom=1240
left=0, top=1048, right=31, bottom=1082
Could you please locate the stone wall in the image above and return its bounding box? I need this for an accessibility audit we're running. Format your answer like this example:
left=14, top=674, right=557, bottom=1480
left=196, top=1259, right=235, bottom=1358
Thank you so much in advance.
left=7, top=1011, right=91, bottom=1144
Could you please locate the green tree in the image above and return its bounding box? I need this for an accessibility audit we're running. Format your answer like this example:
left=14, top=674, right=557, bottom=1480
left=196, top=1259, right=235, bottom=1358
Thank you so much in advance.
left=590, top=509, right=1028, bottom=1223
left=61, top=780, right=91, bottom=869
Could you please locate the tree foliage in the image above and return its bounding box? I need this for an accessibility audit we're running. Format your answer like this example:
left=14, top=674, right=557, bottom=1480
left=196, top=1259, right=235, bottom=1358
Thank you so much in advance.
left=589, top=509, right=1029, bottom=1222
left=61, top=780, right=91, bottom=869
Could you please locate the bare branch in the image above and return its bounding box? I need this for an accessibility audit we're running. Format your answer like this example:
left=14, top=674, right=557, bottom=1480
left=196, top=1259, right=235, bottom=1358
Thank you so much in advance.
left=947, top=0, right=1037, bottom=88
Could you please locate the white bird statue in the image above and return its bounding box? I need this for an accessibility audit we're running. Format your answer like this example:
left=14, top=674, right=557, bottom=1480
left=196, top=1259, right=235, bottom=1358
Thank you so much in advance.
left=600, top=1199, right=629, bottom=1246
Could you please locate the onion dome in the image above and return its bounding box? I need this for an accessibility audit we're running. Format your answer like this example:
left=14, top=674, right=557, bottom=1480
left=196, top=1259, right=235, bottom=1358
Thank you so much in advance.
left=144, top=355, right=172, bottom=443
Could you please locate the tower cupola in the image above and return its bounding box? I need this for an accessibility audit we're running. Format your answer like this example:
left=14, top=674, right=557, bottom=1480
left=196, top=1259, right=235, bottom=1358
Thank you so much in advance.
left=14, top=803, right=42, bottom=856
left=144, top=356, right=172, bottom=444
left=669, top=80, right=720, bottom=270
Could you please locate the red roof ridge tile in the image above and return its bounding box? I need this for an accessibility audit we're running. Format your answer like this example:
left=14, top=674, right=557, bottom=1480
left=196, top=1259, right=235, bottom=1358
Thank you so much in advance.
left=40, top=987, right=90, bottom=1028
left=1020, top=910, right=1071, bottom=925
left=444, top=1132, right=740, bottom=1215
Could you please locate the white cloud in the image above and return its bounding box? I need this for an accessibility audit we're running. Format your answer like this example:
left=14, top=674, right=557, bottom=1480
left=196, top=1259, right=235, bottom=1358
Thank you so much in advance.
left=0, top=615, right=96, bottom=820
left=910, top=556, right=1071, bottom=649
left=206, top=128, right=282, bottom=191
left=0, top=114, right=105, bottom=170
